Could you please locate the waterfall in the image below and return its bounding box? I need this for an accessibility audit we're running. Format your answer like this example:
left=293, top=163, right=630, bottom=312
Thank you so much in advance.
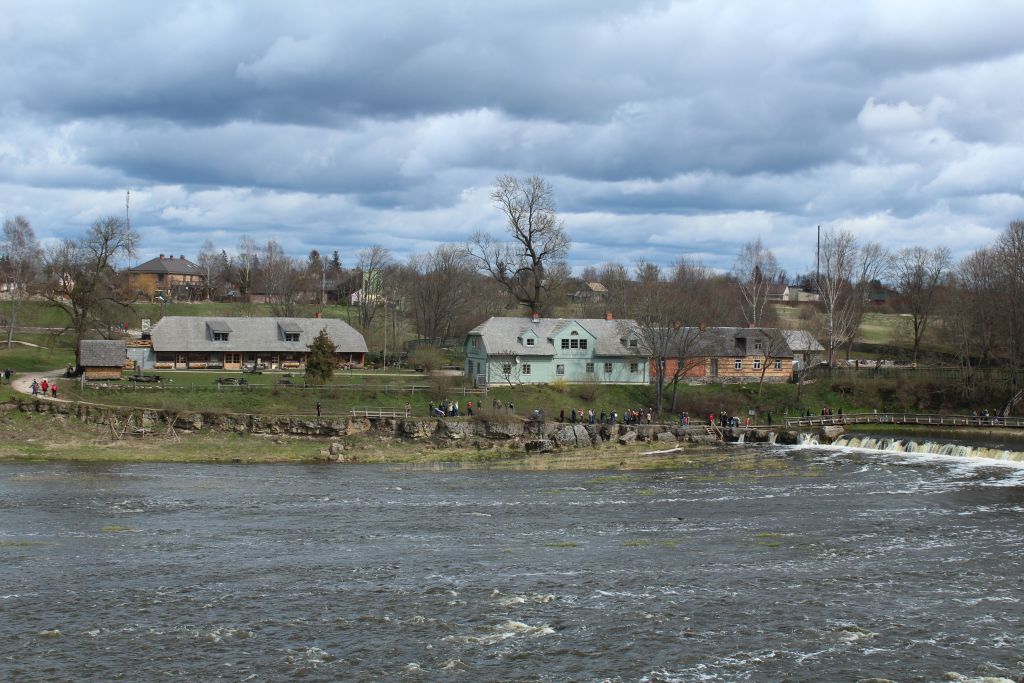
left=797, top=432, right=820, bottom=446
left=768, top=432, right=778, bottom=444
left=736, top=432, right=746, bottom=443
left=831, top=435, right=1024, bottom=464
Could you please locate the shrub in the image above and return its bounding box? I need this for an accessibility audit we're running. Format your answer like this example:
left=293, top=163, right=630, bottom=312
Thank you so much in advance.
left=409, top=346, right=445, bottom=373
left=549, top=379, right=570, bottom=394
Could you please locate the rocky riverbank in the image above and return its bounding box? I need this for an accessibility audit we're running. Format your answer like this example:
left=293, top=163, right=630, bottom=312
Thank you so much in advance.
left=5, top=397, right=834, bottom=460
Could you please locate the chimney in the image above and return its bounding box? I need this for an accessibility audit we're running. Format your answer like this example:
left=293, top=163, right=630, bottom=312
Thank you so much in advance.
left=531, top=312, right=540, bottom=322
left=159, top=253, right=165, bottom=259
left=673, top=320, right=681, bottom=330
left=179, top=255, right=185, bottom=260
left=604, top=311, right=614, bottom=321
left=698, top=321, right=707, bottom=332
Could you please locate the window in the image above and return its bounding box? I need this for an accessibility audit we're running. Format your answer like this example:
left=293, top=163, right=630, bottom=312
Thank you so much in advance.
left=213, top=332, right=229, bottom=342
left=561, top=339, right=570, bottom=349
left=526, top=337, right=535, bottom=346
left=630, top=362, right=639, bottom=373
left=754, top=341, right=763, bottom=350
left=604, top=362, right=613, bottom=373
left=628, top=339, right=638, bottom=348
left=556, top=364, right=565, bottom=375
left=284, top=332, right=300, bottom=342
left=522, top=363, right=531, bottom=375
left=471, top=338, right=479, bottom=348
left=579, top=339, right=588, bottom=349
left=502, top=363, right=512, bottom=375
left=477, top=362, right=482, bottom=373
left=753, top=359, right=762, bottom=370
left=570, top=338, right=580, bottom=349
left=774, top=359, right=782, bottom=370
left=734, top=359, right=742, bottom=370
left=586, top=362, right=595, bottom=373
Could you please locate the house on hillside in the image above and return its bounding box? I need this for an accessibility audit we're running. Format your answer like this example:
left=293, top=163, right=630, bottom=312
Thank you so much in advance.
left=79, top=339, right=127, bottom=380
left=463, top=314, right=648, bottom=386
left=128, top=254, right=205, bottom=301
left=653, top=326, right=794, bottom=384
left=145, top=316, right=367, bottom=370
left=569, top=282, right=608, bottom=304
left=781, top=330, right=824, bottom=370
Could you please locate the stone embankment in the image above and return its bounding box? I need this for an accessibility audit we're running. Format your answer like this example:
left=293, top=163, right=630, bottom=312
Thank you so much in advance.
left=6, top=397, right=727, bottom=454
left=6, top=397, right=837, bottom=456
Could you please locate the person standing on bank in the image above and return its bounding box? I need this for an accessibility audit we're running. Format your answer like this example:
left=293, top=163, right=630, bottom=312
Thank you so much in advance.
left=316, top=401, right=322, bottom=417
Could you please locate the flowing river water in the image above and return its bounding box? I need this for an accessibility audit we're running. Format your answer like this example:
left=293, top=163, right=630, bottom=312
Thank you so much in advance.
left=1, top=440, right=1023, bottom=682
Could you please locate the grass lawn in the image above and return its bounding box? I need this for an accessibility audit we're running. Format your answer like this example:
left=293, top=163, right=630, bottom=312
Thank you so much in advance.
left=0, top=341, right=76, bottom=374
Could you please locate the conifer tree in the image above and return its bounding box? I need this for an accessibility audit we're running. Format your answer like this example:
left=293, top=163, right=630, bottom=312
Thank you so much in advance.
left=305, top=328, right=336, bottom=385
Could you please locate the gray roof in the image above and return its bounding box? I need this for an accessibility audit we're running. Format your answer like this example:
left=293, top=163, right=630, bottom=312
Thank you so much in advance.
left=466, top=317, right=645, bottom=357
left=781, top=330, right=824, bottom=353
left=681, top=326, right=794, bottom=358
left=150, top=316, right=367, bottom=353
left=129, top=255, right=204, bottom=276
left=207, top=319, right=232, bottom=334
left=79, top=339, right=126, bottom=367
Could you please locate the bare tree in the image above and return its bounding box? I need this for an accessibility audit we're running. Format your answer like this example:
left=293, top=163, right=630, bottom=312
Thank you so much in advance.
left=255, top=239, right=308, bottom=317
left=195, top=239, right=219, bottom=301
left=948, top=247, right=1002, bottom=391
left=42, top=216, right=138, bottom=365
left=892, top=246, right=952, bottom=363
left=814, top=228, right=859, bottom=366
left=234, top=235, right=257, bottom=299
left=468, top=175, right=570, bottom=315
left=733, top=237, right=780, bottom=327
left=405, top=244, right=475, bottom=345
left=996, top=220, right=1024, bottom=378
left=356, top=245, right=393, bottom=329
left=2, top=216, right=42, bottom=348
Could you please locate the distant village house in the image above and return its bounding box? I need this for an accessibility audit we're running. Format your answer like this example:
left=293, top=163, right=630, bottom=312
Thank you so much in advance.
left=79, top=339, right=128, bottom=380
left=128, top=254, right=205, bottom=301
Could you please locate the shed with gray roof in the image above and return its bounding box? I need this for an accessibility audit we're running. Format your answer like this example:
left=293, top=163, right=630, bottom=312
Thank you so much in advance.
left=148, top=316, right=367, bottom=371
left=79, top=340, right=127, bottom=379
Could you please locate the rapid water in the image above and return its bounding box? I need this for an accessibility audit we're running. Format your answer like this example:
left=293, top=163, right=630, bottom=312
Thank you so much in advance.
left=1, top=447, right=1022, bottom=681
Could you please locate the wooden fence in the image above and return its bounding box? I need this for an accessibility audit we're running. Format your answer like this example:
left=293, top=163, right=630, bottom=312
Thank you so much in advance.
left=784, top=412, right=1024, bottom=429
left=349, top=407, right=413, bottom=418
left=83, top=382, right=488, bottom=395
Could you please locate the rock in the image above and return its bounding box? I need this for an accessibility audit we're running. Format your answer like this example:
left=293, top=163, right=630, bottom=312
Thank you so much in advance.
left=552, top=424, right=592, bottom=448
left=399, top=419, right=433, bottom=439
left=618, top=430, right=637, bottom=445
left=524, top=439, right=554, bottom=453
left=821, top=425, right=844, bottom=441
left=655, top=431, right=677, bottom=443
left=328, top=441, right=345, bottom=455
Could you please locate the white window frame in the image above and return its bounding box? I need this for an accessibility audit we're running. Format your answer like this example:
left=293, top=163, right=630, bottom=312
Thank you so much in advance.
left=774, top=359, right=782, bottom=370
left=585, top=362, right=595, bottom=373
left=555, top=364, right=565, bottom=375
left=604, top=362, right=613, bottom=374
left=561, top=339, right=570, bottom=349
left=734, top=359, right=742, bottom=370
left=522, top=363, right=531, bottom=375
left=526, top=337, right=535, bottom=346
left=753, top=358, right=762, bottom=370
left=629, top=362, right=639, bottom=373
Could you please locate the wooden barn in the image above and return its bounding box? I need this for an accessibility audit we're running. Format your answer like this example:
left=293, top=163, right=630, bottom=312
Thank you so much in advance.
left=79, top=340, right=127, bottom=380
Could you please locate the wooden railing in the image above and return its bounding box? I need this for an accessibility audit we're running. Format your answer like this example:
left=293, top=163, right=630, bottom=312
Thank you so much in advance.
left=350, top=407, right=412, bottom=418
left=784, top=413, right=1024, bottom=429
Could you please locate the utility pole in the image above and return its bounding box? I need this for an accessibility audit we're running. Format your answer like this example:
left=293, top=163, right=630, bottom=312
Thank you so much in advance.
left=816, top=224, right=820, bottom=286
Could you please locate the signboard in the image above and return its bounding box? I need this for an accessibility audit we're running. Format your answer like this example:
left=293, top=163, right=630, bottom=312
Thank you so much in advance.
left=141, top=318, right=151, bottom=332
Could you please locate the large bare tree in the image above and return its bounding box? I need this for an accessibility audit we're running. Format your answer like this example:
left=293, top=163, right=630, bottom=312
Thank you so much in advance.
left=2, top=216, right=42, bottom=348
left=356, top=245, right=393, bottom=329
left=468, top=175, right=570, bottom=315
left=892, top=246, right=952, bottom=364
left=814, top=228, right=859, bottom=366
left=42, top=216, right=138, bottom=365
left=733, top=237, right=780, bottom=327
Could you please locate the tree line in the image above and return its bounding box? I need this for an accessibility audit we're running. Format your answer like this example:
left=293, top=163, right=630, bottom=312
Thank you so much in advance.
left=2, top=178, right=1023, bottom=392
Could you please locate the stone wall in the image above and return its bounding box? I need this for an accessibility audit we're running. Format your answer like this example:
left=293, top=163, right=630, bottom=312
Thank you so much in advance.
left=10, top=398, right=718, bottom=453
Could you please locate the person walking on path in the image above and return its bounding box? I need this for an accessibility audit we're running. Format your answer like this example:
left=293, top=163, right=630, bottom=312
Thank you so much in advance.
left=41, top=379, right=49, bottom=395
left=31, top=379, right=38, bottom=396
left=316, top=401, right=321, bottom=417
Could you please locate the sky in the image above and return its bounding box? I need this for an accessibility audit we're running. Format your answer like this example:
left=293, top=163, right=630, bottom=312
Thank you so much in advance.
left=2, top=1, right=1023, bottom=277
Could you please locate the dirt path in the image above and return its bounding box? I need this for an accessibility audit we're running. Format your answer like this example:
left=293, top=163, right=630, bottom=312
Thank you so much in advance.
left=10, top=368, right=72, bottom=401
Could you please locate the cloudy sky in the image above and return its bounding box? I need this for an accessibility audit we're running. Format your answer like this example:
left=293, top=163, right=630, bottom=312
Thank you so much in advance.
left=2, top=1, right=1023, bottom=275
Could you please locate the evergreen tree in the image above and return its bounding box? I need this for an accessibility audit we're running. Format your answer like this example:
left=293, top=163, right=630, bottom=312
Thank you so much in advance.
left=305, top=328, right=337, bottom=385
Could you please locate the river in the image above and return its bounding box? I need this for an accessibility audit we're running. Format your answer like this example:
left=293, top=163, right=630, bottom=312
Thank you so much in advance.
left=1, top=441, right=1022, bottom=682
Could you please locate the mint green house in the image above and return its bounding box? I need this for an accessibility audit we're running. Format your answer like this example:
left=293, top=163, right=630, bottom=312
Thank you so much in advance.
left=463, top=316, right=649, bottom=386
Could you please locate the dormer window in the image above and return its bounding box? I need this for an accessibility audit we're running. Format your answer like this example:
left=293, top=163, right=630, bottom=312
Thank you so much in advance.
left=207, top=320, right=232, bottom=342
left=526, top=337, right=535, bottom=346
left=278, top=321, right=302, bottom=343
left=628, top=339, right=638, bottom=348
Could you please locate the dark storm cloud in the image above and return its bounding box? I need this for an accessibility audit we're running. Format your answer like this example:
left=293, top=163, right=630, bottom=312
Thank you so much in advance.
left=2, top=1, right=1024, bottom=272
